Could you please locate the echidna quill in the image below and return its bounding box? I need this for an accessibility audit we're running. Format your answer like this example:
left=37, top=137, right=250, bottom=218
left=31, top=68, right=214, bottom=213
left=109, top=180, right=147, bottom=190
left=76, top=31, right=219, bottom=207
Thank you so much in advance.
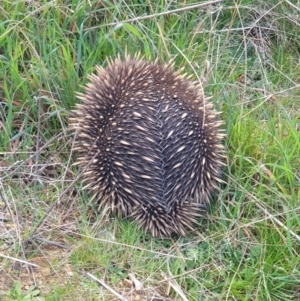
left=71, top=53, right=225, bottom=237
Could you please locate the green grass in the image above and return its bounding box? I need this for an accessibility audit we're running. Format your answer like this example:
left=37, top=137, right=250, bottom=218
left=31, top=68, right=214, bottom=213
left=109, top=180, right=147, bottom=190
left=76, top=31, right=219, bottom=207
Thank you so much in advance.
left=1, top=0, right=300, bottom=300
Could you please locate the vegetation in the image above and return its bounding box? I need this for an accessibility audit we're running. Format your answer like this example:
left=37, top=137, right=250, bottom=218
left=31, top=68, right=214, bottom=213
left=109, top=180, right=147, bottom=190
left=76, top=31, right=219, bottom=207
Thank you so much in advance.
left=1, top=0, right=299, bottom=300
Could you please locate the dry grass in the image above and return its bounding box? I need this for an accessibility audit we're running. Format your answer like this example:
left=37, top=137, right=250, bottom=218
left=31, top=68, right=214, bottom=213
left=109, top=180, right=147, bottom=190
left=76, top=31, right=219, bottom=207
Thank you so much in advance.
left=1, top=0, right=300, bottom=300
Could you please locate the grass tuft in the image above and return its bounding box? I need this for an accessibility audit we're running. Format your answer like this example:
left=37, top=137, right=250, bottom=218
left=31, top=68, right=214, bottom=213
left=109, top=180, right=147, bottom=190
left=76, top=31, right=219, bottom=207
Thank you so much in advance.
left=1, top=0, right=299, bottom=300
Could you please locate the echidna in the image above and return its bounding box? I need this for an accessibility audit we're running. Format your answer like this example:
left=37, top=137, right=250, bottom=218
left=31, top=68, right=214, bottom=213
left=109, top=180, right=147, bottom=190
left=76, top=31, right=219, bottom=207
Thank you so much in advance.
left=71, top=53, right=225, bottom=237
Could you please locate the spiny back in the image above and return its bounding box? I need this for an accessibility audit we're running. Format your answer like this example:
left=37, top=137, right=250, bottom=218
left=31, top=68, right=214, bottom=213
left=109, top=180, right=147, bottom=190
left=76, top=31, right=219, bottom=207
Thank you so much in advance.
left=72, top=54, right=225, bottom=237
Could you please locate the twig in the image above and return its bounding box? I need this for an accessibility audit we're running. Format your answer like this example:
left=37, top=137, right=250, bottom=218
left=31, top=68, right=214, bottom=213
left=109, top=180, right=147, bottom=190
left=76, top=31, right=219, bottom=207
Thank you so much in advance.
left=162, top=271, right=189, bottom=301
left=86, top=272, right=128, bottom=301
left=72, top=234, right=188, bottom=259
left=27, top=183, right=75, bottom=241
left=1, top=133, right=64, bottom=181
left=33, top=93, right=42, bottom=229
left=34, top=236, right=71, bottom=250
left=84, top=0, right=224, bottom=31
left=159, top=265, right=208, bottom=283
left=233, top=178, right=300, bottom=243
left=255, top=201, right=300, bottom=243
left=285, top=0, right=300, bottom=12
left=27, top=132, right=85, bottom=240
left=0, top=253, right=39, bottom=268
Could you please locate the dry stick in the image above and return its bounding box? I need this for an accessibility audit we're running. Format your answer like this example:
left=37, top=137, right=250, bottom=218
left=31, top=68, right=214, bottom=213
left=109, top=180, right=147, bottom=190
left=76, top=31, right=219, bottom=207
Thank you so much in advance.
left=34, top=94, right=42, bottom=227
left=1, top=184, right=31, bottom=272
left=27, top=168, right=81, bottom=241
left=285, top=0, right=300, bottom=11
left=255, top=201, right=300, bottom=243
left=71, top=233, right=188, bottom=259
left=34, top=236, right=71, bottom=250
left=167, top=281, right=189, bottom=301
left=0, top=253, right=39, bottom=268
left=62, top=128, right=80, bottom=219
left=27, top=133, right=99, bottom=242
left=1, top=133, right=73, bottom=252
left=2, top=133, right=64, bottom=181
left=159, top=265, right=209, bottom=284
left=85, top=0, right=225, bottom=30
left=232, top=177, right=300, bottom=243
left=0, top=186, right=10, bottom=215
left=162, top=271, right=189, bottom=301
left=86, top=272, right=128, bottom=301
